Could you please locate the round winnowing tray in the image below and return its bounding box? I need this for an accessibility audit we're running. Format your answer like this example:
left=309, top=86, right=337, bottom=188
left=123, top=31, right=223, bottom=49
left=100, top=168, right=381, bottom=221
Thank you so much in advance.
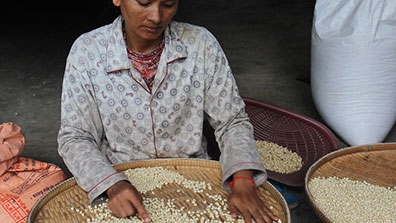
left=28, top=158, right=291, bottom=223
left=305, top=143, right=396, bottom=222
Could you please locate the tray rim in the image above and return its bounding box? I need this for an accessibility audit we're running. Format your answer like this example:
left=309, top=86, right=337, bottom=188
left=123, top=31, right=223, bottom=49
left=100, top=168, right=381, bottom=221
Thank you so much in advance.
left=304, top=142, right=396, bottom=223
left=27, top=158, right=291, bottom=223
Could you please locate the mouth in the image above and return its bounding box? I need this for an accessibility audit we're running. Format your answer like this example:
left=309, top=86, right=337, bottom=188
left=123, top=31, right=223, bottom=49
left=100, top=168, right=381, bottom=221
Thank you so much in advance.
left=142, top=26, right=161, bottom=34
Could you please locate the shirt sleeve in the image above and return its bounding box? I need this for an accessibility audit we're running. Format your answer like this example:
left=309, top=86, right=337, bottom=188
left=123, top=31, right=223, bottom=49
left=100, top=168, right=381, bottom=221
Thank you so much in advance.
left=201, top=29, right=267, bottom=189
left=57, top=58, right=128, bottom=203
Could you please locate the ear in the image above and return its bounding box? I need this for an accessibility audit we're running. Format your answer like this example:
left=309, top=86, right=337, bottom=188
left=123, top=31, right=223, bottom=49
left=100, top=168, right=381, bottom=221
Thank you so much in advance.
left=112, top=0, right=121, bottom=7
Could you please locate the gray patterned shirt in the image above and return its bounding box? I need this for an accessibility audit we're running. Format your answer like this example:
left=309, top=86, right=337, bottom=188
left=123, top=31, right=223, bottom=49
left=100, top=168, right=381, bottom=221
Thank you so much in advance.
left=57, top=16, right=267, bottom=203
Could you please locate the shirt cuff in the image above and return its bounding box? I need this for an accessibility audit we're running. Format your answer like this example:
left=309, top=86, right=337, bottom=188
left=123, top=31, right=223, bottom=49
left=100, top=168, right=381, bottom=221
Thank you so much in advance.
left=222, top=162, right=267, bottom=190
left=87, top=171, right=129, bottom=203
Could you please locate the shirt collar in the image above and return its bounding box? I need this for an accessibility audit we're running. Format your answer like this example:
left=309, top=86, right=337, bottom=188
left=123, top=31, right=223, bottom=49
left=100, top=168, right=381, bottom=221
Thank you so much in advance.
left=106, top=16, right=188, bottom=74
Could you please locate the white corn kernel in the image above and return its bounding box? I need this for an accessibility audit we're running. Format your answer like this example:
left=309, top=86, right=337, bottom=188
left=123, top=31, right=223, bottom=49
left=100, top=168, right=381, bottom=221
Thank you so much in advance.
left=308, top=176, right=396, bottom=223
left=72, top=166, right=282, bottom=222
left=255, top=140, right=303, bottom=174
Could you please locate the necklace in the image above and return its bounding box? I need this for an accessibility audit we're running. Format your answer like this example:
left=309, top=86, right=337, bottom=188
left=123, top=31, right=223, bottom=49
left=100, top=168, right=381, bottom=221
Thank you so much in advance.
left=123, top=27, right=165, bottom=91
left=126, top=40, right=165, bottom=72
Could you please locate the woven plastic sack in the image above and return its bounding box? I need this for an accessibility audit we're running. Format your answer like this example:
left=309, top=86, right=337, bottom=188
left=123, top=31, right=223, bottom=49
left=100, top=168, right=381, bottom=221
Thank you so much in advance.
left=311, top=0, right=396, bottom=146
left=0, top=123, right=67, bottom=223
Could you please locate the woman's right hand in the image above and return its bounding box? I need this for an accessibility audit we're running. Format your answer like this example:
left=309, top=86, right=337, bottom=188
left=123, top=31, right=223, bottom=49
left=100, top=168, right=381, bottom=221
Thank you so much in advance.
left=106, top=180, right=151, bottom=222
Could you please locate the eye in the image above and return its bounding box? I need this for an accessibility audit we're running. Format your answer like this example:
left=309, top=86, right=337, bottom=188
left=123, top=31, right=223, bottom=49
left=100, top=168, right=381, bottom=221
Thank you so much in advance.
left=139, top=2, right=150, bottom=7
left=163, top=3, right=175, bottom=8
left=162, top=0, right=177, bottom=8
left=137, top=0, right=151, bottom=7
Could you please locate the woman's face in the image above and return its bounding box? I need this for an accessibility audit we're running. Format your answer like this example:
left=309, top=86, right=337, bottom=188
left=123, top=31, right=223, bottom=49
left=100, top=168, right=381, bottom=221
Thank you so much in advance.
left=113, top=0, right=178, bottom=45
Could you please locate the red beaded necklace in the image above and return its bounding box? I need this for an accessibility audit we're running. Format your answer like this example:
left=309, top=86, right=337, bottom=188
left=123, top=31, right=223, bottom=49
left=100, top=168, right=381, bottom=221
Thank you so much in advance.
left=123, top=27, right=165, bottom=92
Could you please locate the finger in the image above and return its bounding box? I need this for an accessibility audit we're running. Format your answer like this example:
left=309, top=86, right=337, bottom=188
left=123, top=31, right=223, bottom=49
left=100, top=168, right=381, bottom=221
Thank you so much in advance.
left=227, top=203, right=239, bottom=219
left=235, top=206, right=254, bottom=223
left=259, top=207, right=279, bottom=223
left=108, top=199, right=137, bottom=218
left=249, top=207, right=271, bottom=223
left=131, top=199, right=151, bottom=222
left=262, top=206, right=279, bottom=222
left=253, top=212, right=272, bottom=223
left=252, top=215, right=265, bottom=223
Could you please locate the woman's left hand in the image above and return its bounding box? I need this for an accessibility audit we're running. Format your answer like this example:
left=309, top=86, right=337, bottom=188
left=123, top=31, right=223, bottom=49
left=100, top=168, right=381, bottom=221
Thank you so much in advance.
left=228, top=177, right=279, bottom=223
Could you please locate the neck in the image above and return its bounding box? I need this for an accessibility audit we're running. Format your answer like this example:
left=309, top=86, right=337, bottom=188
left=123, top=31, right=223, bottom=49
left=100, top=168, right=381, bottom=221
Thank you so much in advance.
left=127, top=34, right=164, bottom=54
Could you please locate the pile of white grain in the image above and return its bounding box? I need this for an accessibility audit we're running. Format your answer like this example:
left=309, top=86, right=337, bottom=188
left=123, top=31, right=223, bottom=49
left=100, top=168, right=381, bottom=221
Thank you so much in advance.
left=255, top=140, right=303, bottom=174
left=72, top=166, right=283, bottom=223
left=308, top=176, right=396, bottom=223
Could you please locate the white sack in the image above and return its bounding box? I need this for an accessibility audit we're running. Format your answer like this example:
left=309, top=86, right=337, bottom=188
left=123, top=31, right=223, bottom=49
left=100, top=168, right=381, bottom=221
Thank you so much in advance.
left=311, top=0, right=396, bottom=146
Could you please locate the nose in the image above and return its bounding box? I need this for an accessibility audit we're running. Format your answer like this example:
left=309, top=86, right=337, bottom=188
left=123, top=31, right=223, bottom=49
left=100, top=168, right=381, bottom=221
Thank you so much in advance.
left=147, top=6, right=161, bottom=24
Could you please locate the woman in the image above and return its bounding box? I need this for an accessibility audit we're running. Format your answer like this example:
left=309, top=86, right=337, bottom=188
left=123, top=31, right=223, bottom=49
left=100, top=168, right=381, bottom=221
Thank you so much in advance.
left=57, top=0, right=279, bottom=222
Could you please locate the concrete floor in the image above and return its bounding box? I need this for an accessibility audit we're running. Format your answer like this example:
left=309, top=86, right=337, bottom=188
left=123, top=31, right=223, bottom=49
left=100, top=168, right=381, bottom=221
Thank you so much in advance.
left=1, top=0, right=395, bottom=222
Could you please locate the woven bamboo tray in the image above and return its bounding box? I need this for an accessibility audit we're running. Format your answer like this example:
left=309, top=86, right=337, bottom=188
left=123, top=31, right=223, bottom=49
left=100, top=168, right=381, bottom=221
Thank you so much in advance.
left=305, top=143, right=396, bottom=222
left=27, top=158, right=290, bottom=223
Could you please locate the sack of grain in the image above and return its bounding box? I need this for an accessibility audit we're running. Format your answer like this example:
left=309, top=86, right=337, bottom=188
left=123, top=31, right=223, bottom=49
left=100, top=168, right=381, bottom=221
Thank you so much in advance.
left=311, top=0, right=396, bottom=146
